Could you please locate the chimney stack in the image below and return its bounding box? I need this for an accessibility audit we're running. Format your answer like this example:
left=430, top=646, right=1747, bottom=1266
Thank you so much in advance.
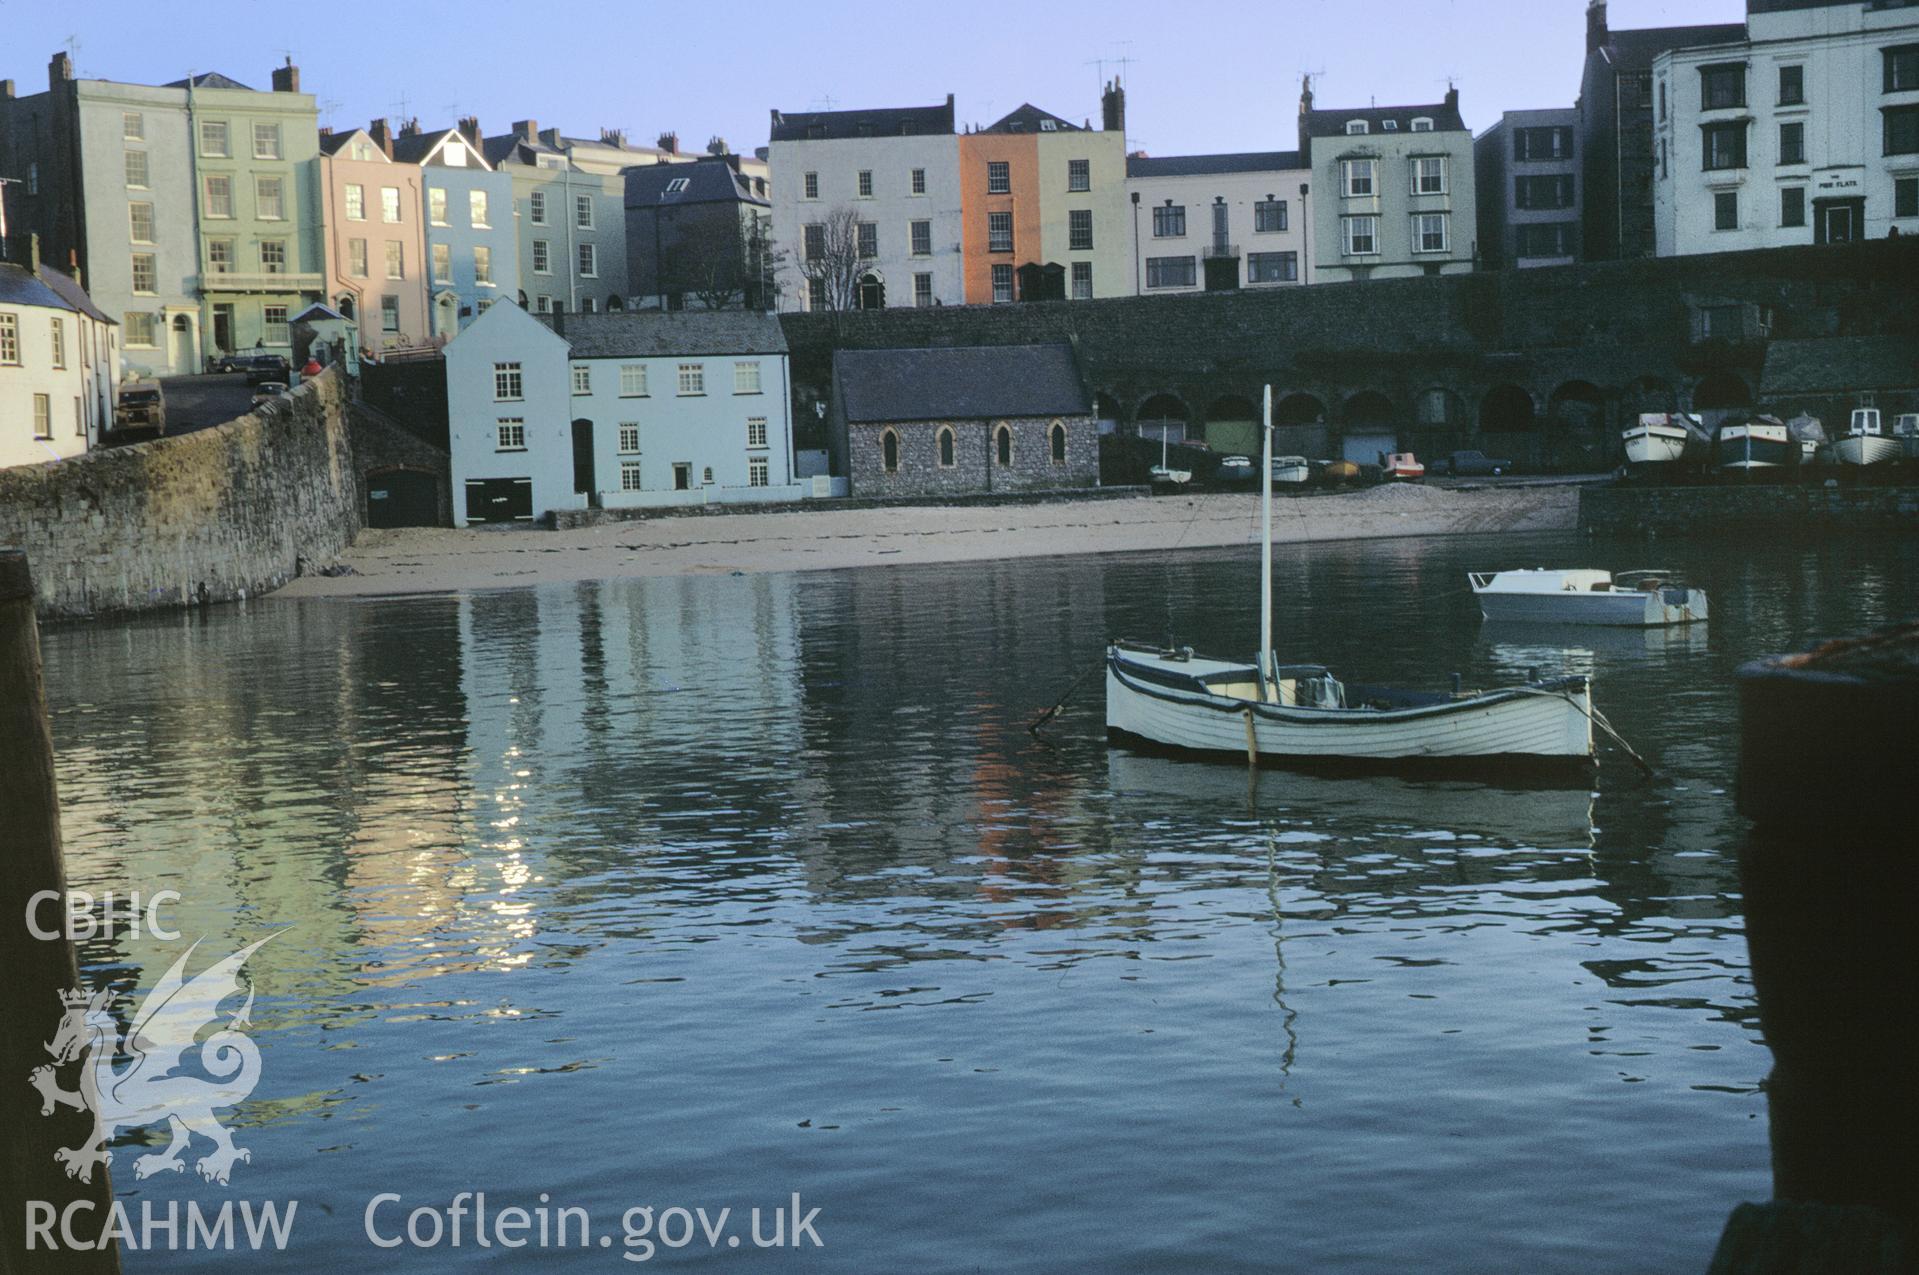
left=513, top=119, right=538, bottom=142
left=600, top=127, right=625, bottom=147
left=459, top=116, right=481, bottom=146
left=270, top=57, right=300, bottom=93
left=1101, top=78, right=1126, bottom=133
left=48, top=52, right=73, bottom=89
left=1, top=80, right=15, bottom=101
left=29, top=234, right=43, bottom=275
left=657, top=130, right=679, bottom=155
left=1444, top=84, right=1459, bottom=116
left=368, top=118, right=393, bottom=158
left=1587, top=0, right=1609, bottom=55
left=400, top=118, right=421, bottom=138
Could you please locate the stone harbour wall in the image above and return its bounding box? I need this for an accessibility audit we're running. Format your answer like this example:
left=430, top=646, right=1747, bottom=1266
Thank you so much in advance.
left=0, top=368, right=363, bottom=619
left=1580, top=482, right=1919, bottom=536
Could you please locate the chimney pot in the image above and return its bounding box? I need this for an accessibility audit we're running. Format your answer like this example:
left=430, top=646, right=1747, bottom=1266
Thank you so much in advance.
left=368, top=118, right=393, bottom=158
left=657, top=130, right=679, bottom=155
left=459, top=116, right=481, bottom=146
left=49, top=52, right=73, bottom=89
left=513, top=119, right=538, bottom=142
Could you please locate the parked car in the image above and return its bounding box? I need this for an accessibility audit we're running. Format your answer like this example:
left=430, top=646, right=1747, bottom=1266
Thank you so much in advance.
left=1428, top=449, right=1514, bottom=477
left=244, top=354, right=292, bottom=385
left=250, top=381, right=289, bottom=407
left=112, top=382, right=167, bottom=439
left=209, top=353, right=250, bottom=373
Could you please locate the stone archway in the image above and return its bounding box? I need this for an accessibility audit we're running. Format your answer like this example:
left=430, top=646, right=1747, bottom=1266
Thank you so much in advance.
left=1547, top=380, right=1608, bottom=471
left=1135, top=393, right=1190, bottom=445
left=1691, top=370, right=1753, bottom=433
left=1338, top=391, right=1398, bottom=465
left=1203, top=393, right=1259, bottom=456
left=1093, top=391, right=1123, bottom=434
left=1479, top=384, right=1537, bottom=432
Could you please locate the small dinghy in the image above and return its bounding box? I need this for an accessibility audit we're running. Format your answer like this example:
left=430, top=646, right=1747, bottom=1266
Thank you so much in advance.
left=1469, top=568, right=1708, bottom=627
left=1104, top=388, right=1598, bottom=771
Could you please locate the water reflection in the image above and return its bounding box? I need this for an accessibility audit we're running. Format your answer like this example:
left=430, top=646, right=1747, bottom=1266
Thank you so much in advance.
left=35, top=531, right=1919, bottom=1273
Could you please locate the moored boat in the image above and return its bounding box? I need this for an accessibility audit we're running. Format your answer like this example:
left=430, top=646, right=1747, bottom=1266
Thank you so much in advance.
left=1270, top=455, right=1311, bottom=485
left=1382, top=452, right=1425, bottom=481
left=1823, top=408, right=1901, bottom=467
left=1104, top=386, right=1598, bottom=771
left=1623, top=412, right=1708, bottom=469
left=1894, top=413, right=1919, bottom=462
left=1469, top=568, right=1708, bottom=628
left=1786, top=413, right=1827, bottom=467
left=1714, top=414, right=1794, bottom=475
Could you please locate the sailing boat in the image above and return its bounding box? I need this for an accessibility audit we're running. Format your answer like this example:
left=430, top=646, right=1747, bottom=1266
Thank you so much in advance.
left=1105, top=386, right=1597, bottom=768
left=1148, top=422, right=1192, bottom=486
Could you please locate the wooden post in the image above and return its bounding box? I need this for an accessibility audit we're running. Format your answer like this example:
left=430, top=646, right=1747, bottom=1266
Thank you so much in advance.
left=0, top=550, right=121, bottom=1274
left=1243, top=705, right=1258, bottom=768
left=1710, top=625, right=1918, bottom=1270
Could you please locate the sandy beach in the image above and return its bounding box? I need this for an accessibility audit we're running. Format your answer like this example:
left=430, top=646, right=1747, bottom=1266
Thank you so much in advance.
left=276, top=481, right=1581, bottom=600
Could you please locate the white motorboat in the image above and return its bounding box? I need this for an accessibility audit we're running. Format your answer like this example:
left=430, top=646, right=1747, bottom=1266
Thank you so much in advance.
left=1894, top=413, right=1919, bottom=462
left=1824, top=408, right=1901, bottom=467
left=1270, top=455, right=1311, bottom=485
left=1622, top=413, right=1707, bottom=467
left=1469, top=568, right=1708, bottom=628
left=1714, top=415, right=1794, bottom=473
left=1105, top=387, right=1597, bottom=770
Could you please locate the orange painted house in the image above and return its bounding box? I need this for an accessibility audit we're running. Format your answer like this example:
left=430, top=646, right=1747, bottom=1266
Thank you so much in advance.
left=957, top=108, right=1050, bottom=304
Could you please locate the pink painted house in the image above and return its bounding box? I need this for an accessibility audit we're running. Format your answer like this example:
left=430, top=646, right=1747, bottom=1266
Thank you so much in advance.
left=317, top=122, right=429, bottom=348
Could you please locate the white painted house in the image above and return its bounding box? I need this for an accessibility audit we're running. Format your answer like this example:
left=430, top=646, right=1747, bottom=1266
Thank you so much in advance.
left=1, top=257, right=120, bottom=468
left=1652, top=0, right=1919, bottom=256
left=445, top=303, right=801, bottom=524
left=767, top=98, right=963, bottom=310
left=1124, top=151, right=1314, bottom=294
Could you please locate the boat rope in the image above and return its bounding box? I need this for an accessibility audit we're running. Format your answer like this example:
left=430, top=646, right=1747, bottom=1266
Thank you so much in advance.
left=1513, top=686, right=1656, bottom=778
left=1028, top=658, right=1102, bottom=735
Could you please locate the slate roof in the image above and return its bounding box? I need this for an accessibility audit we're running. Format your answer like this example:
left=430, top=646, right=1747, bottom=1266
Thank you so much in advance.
left=164, top=72, right=254, bottom=90
left=318, top=130, right=362, bottom=156
left=1598, top=24, right=1747, bottom=71
left=770, top=98, right=954, bottom=143
left=1301, top=101, right=1466, bottom=139
left=391, top=127, right=464, bottom=165
left=625, top=159, right=768, bottom=210
left=1127, top=150, right=1305, bottom=178
left=292, top=302, right=348, bottom=323
left=1761, top=336, right=1919, bottom=396
left=538, top=311, right=788, bottom=358
left=482, top=131, right=565, bottom=168
left=834, top=344, right=1089, bottom=424
left=981, top=104, right=1084, bottom=134
left=0, top=262, right=112, bottom=323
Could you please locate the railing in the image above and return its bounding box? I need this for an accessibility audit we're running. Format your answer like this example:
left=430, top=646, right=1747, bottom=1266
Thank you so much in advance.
left=1202, top=243, right=1239, bottom=260
left=201, top=271, right=325, bottom=293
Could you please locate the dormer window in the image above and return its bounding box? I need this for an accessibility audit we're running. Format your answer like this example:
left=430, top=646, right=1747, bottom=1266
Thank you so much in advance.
left=1040, top=119, right=1058, bottom=132
left=1346, top=120, right=1369, bottom=135
left=1411, top=118, right=1435, bottom=132
left=665, top=177, right=690, bottom=193
left=1383, top=120, right=1399, bottom=131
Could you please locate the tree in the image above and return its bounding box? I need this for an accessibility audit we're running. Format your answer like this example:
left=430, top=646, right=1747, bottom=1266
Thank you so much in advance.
left=670, top=207, right=785, bottom=311
left=795, top=206, right=868, bottom=315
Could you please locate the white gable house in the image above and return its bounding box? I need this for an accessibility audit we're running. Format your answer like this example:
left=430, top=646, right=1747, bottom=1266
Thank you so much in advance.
left=557, top=311, right=801, bottom=509
left=445, top=305, right=802, bottom=524
left=444, top=300, right=571, bottom=524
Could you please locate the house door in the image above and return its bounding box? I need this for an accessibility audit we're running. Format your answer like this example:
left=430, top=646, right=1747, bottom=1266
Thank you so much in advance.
left=170, top=315, right=194, bottom=373
left=212, top=304, right=235, bottom=358
left=367, top=469, right=440, bottom=528
left=571, top=420, right=598, bottom=507
left=673, top=462, right=691, bottom=491
left=1815, top=198, right=1864, bottom=244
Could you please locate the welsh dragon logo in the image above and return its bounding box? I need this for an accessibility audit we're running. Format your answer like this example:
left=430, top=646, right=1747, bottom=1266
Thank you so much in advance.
left=30, top=936, right=274, bottom=1186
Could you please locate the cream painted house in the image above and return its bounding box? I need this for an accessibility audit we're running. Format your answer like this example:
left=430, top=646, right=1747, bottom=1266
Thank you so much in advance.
left=1125, top=151, right=1313, bottom=294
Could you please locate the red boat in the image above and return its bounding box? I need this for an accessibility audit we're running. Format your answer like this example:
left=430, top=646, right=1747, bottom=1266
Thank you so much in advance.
left=1382, top=452, right=1425, bottom=481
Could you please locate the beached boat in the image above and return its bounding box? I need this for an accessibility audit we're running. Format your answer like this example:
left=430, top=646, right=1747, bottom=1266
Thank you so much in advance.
left=1623, top=412, right=1708, bottom=469
left=1215, top=455, right=1256, bottom=485
left=1105, top=387, right=1597, bottom=770
left=1714, top=414, right=1794, bottom=474
left=1270, top=455, right=1311, bottom=485
left=1823, top=408, right=1900, bottom=467
left=1894, top=413, right=1919, bottom=462
left=1382, top=452, right=1425, bottom=481
left=1786, top=413, right=1827, bottom=467
left=1148, top=424, right=1192, bottom=486
left=1469, top=568, right=1708, bottom=627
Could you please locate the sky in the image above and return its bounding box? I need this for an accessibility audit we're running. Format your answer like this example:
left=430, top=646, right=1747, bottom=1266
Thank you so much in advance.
left=5, top=0, right=1745, bottom=155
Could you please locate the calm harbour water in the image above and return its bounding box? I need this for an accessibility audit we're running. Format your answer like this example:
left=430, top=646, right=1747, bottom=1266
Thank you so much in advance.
left=38, top=529, right=1919, bottom=1273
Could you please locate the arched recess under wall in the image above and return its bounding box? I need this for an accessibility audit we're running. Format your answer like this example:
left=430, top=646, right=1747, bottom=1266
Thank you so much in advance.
left=1204, top=394, right=1259, bottom=457
left=1093, top=391, right=1122, bottom=435
left=1135, top=393, right=1190, bottom=445
left=1338, top=390, right=1398, bottom=465
left=1273, top=392, right=1326, bottom=427
left=1547, top=380, right=1608, bottom=471
left=1691, top=370, right=1754, bottom=433
left=1624, top=376, right=1676, bottom=414
left=1479, top=384, right=1537, bottom=432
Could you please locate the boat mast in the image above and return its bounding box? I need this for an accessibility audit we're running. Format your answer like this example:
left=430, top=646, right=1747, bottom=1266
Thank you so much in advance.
left=1260, top=384, right=1274, bottom=701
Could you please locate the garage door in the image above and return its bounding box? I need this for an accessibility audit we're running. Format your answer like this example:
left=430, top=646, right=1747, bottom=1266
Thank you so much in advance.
left=464, top=477, right=532, bottom=525
left=368, top=469, right=440, bottom=528
left=1340, top=431, right=1398, bottom=466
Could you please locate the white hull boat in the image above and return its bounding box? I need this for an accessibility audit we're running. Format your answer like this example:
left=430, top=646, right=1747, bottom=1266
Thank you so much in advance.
left=1469, top=569, right=1707, bottom=628
left=1715, top=419, right=1794, bottom=472
left=1622, top=413, right=1706, bottom=467
left=1895, top=414, right=1919, bottom=461
left=1103, top=386, right=1598, bottom=772
left=1106, top=646, right=1594, bottom=766
left=1827, top=435, right=1900, bottom=467
left=1271, top=455, right=1311, bottom=485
